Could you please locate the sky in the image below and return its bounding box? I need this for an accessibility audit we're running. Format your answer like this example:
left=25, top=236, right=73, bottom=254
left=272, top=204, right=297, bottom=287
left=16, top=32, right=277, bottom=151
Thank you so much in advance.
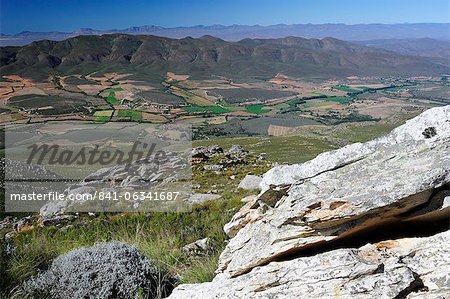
left=1, top=0, right=449, bottom=34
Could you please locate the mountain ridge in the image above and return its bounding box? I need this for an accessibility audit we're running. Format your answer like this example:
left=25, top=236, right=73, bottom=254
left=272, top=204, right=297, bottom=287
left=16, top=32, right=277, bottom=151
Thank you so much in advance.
left=1, top=23, right=449, bottom=46
left=356, top=38, right=450, bottom=59
left=1, top=34, right=448, bottom=81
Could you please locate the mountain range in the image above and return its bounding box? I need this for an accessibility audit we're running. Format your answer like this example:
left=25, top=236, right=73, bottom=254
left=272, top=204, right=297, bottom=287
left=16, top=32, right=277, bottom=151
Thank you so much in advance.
left=356, top=38, right=450, bottom=59
left=1, top=34, right=448, bottom=81
left=1, top=23, right=449, bottom=47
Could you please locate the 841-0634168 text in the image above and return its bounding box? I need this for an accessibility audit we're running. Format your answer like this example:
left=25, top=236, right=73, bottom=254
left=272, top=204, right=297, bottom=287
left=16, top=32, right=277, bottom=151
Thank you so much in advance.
left=9, top=191, right=181, bottom=202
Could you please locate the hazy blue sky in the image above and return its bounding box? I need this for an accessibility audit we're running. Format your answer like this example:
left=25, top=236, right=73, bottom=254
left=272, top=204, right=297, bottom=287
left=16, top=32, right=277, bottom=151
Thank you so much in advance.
left=1, top=0, right=449, bottom=34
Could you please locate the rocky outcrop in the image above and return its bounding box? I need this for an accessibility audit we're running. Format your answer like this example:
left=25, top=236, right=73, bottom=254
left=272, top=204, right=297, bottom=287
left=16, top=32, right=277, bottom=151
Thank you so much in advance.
left=39, top=151, right=190, bottom=219
left=192, top=145, right=224, bottom=163
left=170, top=230, right=450, bottom=298
left=182, top=238, right=212, bottom=255
left=168, top=106, right=450, bottom=298
left=220, top=105, right=450, bottom=277
left=224, top=194, right=264, bottom=238
left=226, top=145, right=249, bottom=156
left=238, top=174, right=263, bottom=190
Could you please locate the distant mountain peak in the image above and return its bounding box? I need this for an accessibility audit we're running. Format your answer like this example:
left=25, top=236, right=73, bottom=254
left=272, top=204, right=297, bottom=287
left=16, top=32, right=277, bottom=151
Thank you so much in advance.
left=75, top=28, right=96, bottom=34
left=124, top=25, right=164, bottom=32
left=1, top=23, right=449, bottom=47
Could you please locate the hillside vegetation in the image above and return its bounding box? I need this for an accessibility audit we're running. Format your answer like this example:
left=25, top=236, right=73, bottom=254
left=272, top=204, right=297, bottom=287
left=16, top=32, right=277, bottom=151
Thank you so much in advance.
left=1, top=35, right=448, bottom=81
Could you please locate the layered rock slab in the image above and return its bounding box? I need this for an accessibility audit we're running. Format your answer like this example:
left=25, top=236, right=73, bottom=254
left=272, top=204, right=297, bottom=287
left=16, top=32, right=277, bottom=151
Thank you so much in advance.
left=169, top=230, right=450, bottom=298
left=219, top=106, right=450, bottom=277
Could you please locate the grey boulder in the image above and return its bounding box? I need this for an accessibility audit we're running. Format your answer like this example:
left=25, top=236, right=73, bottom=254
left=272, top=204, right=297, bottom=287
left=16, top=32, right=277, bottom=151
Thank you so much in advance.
left=237, top=175, right=262, bottom=190
left=169, top=230, right=450, bottom=298
left=187, top=193, right=222, bottom=204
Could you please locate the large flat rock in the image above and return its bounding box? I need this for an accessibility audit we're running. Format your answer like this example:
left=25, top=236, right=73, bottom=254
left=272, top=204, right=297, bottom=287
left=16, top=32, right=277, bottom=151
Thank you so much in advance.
left=169, top=230, right=450, bottom=298
left=219, top=106, right=450, bottom=277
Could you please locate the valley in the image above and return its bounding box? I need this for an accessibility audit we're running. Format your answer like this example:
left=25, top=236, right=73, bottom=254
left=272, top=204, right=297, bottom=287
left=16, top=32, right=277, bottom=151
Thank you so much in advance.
left=1, top=34, right=448, bottom=138
left=1, top=70, right=448, bottom=142
left=1, top=31, right=450, bottom=298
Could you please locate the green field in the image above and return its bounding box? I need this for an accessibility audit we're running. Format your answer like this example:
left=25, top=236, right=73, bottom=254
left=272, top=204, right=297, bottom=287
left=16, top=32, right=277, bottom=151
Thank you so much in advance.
left=93, top=109, right=112, bottom=122
left=183, top=104, right=270, bottom=115
left=102, top=87, right=124, bottom=93
left=105, top=92, right=120, bottom=105
left=93, top=110, right=113, bottom=117
left=245, top=104, right=270, bottom=115
left=116, top=109, right=143, bottom=121
left=101, top=87, right=123, bottom=105
left=270, top=103, right=292, bottom=113
left=308, top=92, right=327, bottom=97
left=94, top=116, right=110, bottom=122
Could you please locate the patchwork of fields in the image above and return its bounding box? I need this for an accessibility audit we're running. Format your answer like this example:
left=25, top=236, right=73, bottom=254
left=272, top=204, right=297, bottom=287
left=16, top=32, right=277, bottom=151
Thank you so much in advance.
left=0, top=72, right=447, bottom=139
